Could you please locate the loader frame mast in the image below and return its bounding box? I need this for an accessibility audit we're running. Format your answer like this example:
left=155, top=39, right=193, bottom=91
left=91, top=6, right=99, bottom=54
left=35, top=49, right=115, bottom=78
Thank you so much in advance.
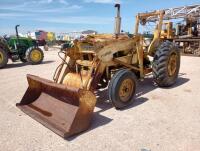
left=134, top=10, right=165, bottom=56
left=131, top=10, right=165, bottom=78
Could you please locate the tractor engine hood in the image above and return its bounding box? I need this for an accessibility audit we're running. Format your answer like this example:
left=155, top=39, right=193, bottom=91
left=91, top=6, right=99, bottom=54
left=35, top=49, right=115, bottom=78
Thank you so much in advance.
left=68, top=34, right=135, bottom=62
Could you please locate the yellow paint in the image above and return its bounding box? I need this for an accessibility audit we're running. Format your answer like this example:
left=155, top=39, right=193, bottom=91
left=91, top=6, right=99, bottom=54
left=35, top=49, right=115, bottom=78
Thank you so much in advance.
left=30, top=49, right=42, bottom=62
left=168, top=53, right=177, bottom=76
left=0, top=51, right=4, bottom=63
left=119, top=78, right=134, bottom=102
left=47, top=32, right=55, bottom=41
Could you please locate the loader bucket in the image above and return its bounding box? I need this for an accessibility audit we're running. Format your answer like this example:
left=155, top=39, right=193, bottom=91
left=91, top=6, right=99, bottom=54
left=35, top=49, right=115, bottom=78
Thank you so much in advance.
left=16, top=74, right=96, bottom=138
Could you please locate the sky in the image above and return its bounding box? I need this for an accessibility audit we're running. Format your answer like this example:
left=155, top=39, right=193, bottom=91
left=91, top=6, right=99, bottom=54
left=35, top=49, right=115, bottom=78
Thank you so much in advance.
left=0, top=0, right=200, bottom=35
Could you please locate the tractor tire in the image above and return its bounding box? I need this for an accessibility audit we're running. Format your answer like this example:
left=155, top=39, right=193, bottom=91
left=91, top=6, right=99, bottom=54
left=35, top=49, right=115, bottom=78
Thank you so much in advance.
left=0, top=48, right=8, bottom=69
left=152, top=41, right=180, bottom=87
left=108, top=69, right=137, bottom=109
left=26, top=47, right=44, bottom=65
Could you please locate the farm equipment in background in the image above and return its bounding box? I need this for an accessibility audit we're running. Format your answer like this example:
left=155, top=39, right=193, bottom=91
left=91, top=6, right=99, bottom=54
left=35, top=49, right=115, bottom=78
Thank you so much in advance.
left=35, top=30, right=48, bottom=51
left=17, top=4, right=180, bottom=138
left=0, top=25, right=44, bottom=68
left=144, top=4, right=200, bottom=56
left=35, top=30, right=56, bottom=48
left=175, top=18, right=200, bottom=56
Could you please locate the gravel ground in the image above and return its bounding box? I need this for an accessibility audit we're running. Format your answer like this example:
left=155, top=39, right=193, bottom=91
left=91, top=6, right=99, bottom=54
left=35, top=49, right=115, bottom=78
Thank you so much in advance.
left=0, top=50, right=200, bottom=151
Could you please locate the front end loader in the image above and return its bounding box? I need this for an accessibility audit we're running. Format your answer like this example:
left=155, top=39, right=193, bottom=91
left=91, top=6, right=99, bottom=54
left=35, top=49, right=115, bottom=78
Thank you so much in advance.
left=17, top=4, right=180, bottom=138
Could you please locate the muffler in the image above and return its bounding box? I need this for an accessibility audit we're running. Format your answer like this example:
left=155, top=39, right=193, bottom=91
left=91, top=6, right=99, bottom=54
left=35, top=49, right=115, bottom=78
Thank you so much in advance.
left=114, top=4, right=121, bottom=36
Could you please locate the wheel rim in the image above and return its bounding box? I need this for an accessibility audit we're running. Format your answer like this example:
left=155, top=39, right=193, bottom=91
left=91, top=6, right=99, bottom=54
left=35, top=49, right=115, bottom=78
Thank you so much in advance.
left=0, top=51, right=4, bottom=64
left=167, top=53, right=178, bottom=77
left=30, top=49, right=42, bottom=62
left=119, top=78, right=134, bottom=102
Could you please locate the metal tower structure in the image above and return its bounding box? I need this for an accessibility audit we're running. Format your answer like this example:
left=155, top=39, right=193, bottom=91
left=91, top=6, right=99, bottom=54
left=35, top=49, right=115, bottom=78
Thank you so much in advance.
left=146, top=4, right=200, bottom=22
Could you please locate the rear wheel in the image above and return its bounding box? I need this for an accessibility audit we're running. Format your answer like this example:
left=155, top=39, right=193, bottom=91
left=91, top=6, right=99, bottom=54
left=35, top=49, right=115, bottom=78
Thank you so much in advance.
left=152, top=41, right=180, bottom=87
left=0, top=48, right=8, bottom=69
left=108, top=69, right=137, bottom=109
left=26, top=47, right=44, bottom=65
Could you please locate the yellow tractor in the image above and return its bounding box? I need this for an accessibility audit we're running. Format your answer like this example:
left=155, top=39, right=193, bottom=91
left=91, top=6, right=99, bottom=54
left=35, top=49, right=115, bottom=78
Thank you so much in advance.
left=17, top=4, right=180, bottom=138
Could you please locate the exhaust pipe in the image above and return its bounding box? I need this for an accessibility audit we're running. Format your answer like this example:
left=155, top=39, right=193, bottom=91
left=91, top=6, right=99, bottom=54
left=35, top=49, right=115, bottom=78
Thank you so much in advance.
left=114, top=4, right=121, bottom=37
left=15, top=25, right=20, bottom=39
left=15, top=25, right=20, bottom=48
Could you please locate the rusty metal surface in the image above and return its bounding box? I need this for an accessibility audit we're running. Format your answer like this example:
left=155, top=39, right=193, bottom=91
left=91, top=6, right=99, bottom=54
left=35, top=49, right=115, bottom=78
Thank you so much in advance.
left=16, top=74, right=96, bottom=138
left=62, top=73, right=90, bottom=89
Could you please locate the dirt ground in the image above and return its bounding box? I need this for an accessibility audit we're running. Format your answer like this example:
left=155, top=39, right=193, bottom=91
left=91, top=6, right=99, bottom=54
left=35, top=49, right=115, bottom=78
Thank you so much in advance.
left=0, top=49, right=200, bottom=151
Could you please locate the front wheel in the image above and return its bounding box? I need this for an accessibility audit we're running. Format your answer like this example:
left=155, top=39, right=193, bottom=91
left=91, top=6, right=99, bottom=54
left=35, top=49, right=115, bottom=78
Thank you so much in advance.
left=0, top=48, right=8, bottom=69
left=26, top=47, right=44, bottom=65
left=108, top=69, right=137, bottom=109
left=152, top=41, right=180, bottom=87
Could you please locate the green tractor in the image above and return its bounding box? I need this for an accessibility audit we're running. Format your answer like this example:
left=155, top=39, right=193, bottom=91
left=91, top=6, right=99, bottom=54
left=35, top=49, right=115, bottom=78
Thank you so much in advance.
left=0, top=25, right=44, bottom=68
